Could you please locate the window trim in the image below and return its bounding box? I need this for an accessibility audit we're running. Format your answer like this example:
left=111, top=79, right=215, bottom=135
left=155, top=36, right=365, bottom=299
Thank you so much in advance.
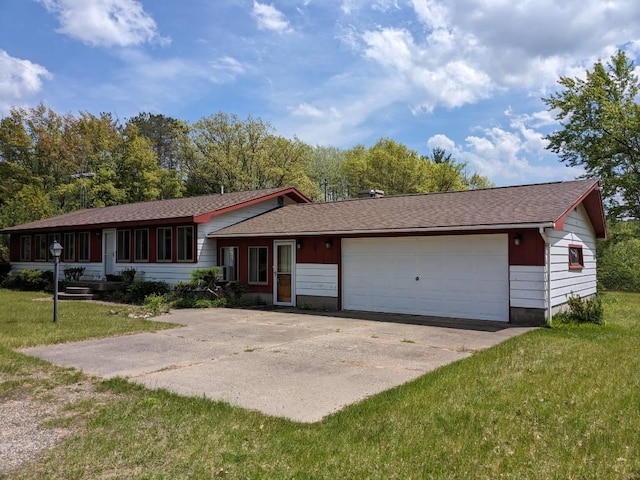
left=117, top=229, right=131, bottom=262
left=568, top=244, right=584, bottom=270
left=134, top=228, right=149, bottom=262
left=156, top=227, right=173, bottom=262
left=20, top=236, right=32, bottom=261
left=248, top=246, right=269, bottom=285
left=35, top=234, right=47, bottom=261
left=177, top=226, right=195, bottom=262
left=64, top=232, right=75, bottom=262
left=78, top=232, right=91, bottom=262
left=220, top=246, right=239, bottom=282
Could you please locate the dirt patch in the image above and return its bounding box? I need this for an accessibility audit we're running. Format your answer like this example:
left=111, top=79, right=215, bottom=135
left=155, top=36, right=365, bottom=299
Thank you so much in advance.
left=0, top=379, right=118, bottom=475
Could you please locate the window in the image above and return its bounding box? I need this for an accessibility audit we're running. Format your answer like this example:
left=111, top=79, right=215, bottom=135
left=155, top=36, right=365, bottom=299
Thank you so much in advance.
left=35, top=234, right=47, bottom=261
left=568, top=244, right=584, bottom=269
left=20, top=236, right=31, bottom=261
left=248, top=246, right=268, bottom=284
left=177, top=226, right=194, bottom=262
left=117, top=230, right=131, bottom=262
left=157, top=227, right=172, bottom=262
left=220, top=247, right=238, bottom=282
left=78, top=232, right=90, bottom=262
left=134, top=229, right=149, bottom=262
left=64, top=233, right=75, bottom=262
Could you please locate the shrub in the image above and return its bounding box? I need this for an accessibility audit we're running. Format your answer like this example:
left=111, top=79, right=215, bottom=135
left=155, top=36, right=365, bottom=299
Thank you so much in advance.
left=598, top=237, right=640, bottom=292
left=143, top=293, right=171, bottom=316
left=5, top=269, right=52, bottom=291
left=122, top=280, right=171, bottom=304
left=190, top=267, right=222, bottom=287
left=63, top=266, right=85, bottom=281
left=120, top=267, right=137, bottom=284
left=0, top=261, right=11, bottom=282
left=554, top=295, right=603, bottom=325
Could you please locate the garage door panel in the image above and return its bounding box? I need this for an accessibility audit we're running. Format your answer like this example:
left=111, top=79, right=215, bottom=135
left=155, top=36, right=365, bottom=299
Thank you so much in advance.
left=342, top=235, right=509, bottom=322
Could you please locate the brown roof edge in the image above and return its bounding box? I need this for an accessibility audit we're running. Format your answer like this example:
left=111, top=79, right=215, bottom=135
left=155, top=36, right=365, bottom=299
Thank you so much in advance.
left=554, top=179, right=607, bottom=238
left=192, top=186, right=311, bottom=223
left=208, top=222, right=558, bottom=238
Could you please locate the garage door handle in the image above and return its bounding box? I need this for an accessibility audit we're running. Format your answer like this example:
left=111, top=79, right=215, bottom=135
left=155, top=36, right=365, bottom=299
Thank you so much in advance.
left=415, top=276, right=419, bottom=281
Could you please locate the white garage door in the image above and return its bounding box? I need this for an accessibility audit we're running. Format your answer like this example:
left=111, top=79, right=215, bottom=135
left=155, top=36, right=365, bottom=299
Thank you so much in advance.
left=342, top=235, right=509, bottom=321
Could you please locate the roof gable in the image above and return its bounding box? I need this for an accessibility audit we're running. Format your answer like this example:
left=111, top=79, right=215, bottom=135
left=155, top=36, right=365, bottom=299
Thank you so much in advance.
left=209, top=179, right=607, bottom=238
left=1, top=187, right=310, bottom=233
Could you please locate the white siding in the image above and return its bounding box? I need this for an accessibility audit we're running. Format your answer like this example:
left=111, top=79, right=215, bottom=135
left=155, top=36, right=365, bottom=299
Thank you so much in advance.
left=547, top=205, right=597, bottom=307
left=9, top=262, right=103, bottom=281
left=510, top=265, right=545, bottom=309
left=295, top=263, right=338, bottom=297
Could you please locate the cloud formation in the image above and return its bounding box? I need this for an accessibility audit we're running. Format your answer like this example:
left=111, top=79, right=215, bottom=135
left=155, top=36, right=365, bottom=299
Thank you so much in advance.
left=38, top=0, right=169, bottom=47
left=0, top=50, right=51, bottom=114
left=252, top=1, right=293, bottom=33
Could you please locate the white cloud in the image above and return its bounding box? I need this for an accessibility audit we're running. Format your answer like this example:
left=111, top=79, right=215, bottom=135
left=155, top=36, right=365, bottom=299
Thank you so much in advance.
left=342, top=0, right=640, bottom=115
left=360, top=27, right=493, bottom=112
left=427, top=110, right=584, bottom=185
left=252, top=1, right=293, bottom=33
left=0, top=50, right=52, bottom=114
left=38, top=0, right=169, bottom=47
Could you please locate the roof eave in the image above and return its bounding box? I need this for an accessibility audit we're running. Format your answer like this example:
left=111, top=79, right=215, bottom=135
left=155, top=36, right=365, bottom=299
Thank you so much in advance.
left=193, top=187, right=311, bottom=223
left=208, top=222, right=557, bottom=238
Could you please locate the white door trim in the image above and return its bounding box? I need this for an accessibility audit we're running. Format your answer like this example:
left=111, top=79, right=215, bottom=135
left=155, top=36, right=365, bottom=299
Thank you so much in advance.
left=103, top=229, right=116, bottom=278
left=273, top=240, right=296, bottom=306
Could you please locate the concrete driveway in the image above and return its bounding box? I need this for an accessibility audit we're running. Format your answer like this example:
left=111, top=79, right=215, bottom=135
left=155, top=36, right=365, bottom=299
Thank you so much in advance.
left=22, top=308, right=533, bottom=422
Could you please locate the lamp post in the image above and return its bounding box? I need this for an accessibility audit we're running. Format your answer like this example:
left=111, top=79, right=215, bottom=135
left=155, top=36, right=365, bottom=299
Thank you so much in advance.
left=50, top=240, right=63, bottom=323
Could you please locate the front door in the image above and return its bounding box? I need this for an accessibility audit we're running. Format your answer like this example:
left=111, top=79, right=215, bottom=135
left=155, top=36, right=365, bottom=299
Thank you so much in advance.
left=103, top=229, right=116, bottom=277
left=274, top=240, right=295, bottom=306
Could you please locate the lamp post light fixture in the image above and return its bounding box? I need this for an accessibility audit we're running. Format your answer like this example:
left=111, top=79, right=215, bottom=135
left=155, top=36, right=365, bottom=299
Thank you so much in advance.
left=49, top=240, right=63, bottom=323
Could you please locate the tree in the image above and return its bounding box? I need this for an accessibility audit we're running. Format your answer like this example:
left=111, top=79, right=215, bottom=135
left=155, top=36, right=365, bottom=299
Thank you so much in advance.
left=186, top=112, right=318, bottom=198
left=343, top=138, right=429, bottom=196
left=127, top=112, right=190, bottom=171
left=543, top=50, right=640, bottom=219
left=307, top=146, right=349, bottom=201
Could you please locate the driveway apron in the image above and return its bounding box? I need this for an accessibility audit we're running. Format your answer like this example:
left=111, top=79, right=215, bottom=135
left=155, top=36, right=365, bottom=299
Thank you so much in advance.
left=21, top=308, right=534, bottom=422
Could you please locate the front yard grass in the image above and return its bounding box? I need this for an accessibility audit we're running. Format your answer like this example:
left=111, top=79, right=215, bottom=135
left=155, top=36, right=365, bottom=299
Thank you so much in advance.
left=2, top=289, right=639, bottom=479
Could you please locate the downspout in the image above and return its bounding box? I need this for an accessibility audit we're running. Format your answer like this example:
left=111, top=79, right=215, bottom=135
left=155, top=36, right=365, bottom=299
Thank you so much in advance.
left=539, top=226, right=552, bottom=325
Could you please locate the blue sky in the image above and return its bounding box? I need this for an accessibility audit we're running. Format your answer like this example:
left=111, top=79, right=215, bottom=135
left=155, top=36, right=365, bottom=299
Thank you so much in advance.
left=1, top=0, right=640, bottom=186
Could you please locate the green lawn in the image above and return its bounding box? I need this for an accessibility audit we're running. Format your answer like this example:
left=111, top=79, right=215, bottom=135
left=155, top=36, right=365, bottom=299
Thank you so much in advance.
left=1, top=289, right=639, bottom=479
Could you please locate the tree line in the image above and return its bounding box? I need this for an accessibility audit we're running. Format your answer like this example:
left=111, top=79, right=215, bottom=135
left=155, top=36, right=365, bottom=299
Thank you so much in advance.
left=0, top=106, right=492, bottom=235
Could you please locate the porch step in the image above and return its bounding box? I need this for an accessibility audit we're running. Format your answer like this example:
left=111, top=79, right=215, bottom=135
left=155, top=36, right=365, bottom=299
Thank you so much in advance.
left=65, top=286, right=92, bottom=295
left=58, top=284, right=99, bottom=301
left=58, top=292, right=99, bottom=301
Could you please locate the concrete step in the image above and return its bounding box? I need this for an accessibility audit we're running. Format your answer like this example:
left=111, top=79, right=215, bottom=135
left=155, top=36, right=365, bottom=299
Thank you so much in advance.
left=65, top=286, right=92, bottom=295
left=58, top=292, right=99, bottom=301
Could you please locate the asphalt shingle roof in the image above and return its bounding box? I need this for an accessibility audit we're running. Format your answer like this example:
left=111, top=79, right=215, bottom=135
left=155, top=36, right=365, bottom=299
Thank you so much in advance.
left=1, top=187, right=297, bottom=233
left=210, top=179, right=603, bottom=237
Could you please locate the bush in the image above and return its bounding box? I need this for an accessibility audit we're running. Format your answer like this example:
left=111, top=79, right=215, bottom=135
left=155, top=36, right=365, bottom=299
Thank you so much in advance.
left=63, top=266, right=85, bottom=281
left=4, top=269, right=52, bottom=291
left=105, top=280, right=171, bottom=305
left=554, top=295, right=603, bottom=325
left=189, top=267, right=221, bottom=288
left=598, top=237, right=640, bottom=292
left=143, top=293, right=171, bottom=316
left=0, top=261, right=11, bottom=282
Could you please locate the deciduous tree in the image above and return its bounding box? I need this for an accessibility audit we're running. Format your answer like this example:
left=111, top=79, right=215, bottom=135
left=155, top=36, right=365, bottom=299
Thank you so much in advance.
left=543, top=50, right=640, bottom=219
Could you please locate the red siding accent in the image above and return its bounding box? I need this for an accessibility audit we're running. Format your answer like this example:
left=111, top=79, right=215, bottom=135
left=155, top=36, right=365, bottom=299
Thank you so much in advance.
left=9, top=235, right=21, bottom=262
left=295, top=236, right=340, bottom=264
left=217, top=238, right=273, bottom=294
left=90, top=230, right=102, bottom=263
left=508, top=229, right=545, bottom=266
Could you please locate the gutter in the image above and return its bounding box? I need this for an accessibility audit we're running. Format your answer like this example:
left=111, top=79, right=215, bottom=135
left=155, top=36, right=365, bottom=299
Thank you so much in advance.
left=208, top=222, right=557, bottom=239
left=538, top=226, right=553, bottom=325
